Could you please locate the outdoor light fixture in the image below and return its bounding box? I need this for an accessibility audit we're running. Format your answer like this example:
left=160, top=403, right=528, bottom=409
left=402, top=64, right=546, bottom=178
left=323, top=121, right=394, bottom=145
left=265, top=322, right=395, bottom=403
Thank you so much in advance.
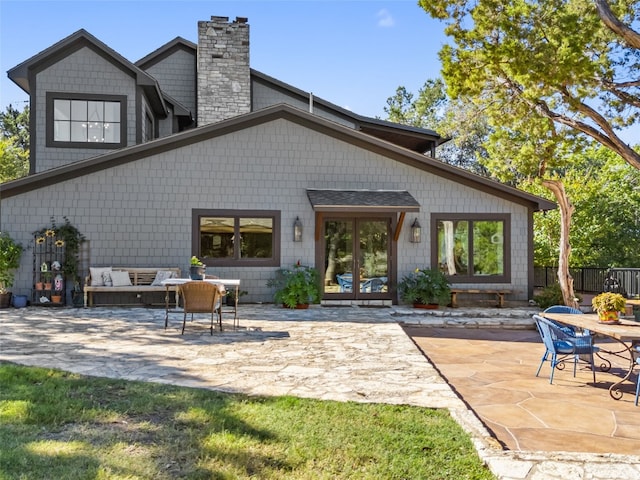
left=410, top=218, right=422, bottom=243
left=293, top=216, right=303, bottom=242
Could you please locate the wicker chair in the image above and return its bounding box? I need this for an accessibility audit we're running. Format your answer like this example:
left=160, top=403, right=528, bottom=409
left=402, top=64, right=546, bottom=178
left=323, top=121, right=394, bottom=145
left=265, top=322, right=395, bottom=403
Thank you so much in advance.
left=178, top=281, right=224, bottom=335
left=533, top=314, right=600, bottom=384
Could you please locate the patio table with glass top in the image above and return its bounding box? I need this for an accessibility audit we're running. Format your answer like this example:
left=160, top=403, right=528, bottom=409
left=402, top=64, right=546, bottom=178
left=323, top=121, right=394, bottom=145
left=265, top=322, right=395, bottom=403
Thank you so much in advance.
left=161, top=278, right=241, bottom=330
left=542, top=312, right=640, bottom=400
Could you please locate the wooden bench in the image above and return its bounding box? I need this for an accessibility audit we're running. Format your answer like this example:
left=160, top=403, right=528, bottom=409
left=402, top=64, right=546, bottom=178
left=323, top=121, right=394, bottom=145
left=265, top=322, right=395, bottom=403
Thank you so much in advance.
left=449, top=288, right=514, bottom=308
left=84, top=267, right=181, bottom=307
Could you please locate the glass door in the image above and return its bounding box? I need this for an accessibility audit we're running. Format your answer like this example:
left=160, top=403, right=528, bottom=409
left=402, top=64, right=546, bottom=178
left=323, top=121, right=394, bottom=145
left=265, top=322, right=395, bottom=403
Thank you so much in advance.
left=323, top=217, right=391, bottom=299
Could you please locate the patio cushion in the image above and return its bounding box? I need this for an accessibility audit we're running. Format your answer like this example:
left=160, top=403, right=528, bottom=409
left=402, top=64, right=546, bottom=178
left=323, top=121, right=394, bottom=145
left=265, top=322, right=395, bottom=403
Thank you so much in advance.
left=553, top=340, right=575, bottom=354
left=102, top=271, right=113, bottom=286
left=90, top=267, right=112, bottom=286
left=151, top=270, right=177, bottom=286
left=110, top=270, right=132, bottom=287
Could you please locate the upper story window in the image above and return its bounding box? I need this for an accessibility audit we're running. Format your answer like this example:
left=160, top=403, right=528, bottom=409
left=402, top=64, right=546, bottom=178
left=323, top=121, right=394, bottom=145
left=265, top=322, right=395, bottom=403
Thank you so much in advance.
left=143, top=111, right=153, bottom=143
left=46, top=93, right=126, bottom=148
left=192, top=209, right=281, bottom=267
left=431, top=213, right=510, bottom=283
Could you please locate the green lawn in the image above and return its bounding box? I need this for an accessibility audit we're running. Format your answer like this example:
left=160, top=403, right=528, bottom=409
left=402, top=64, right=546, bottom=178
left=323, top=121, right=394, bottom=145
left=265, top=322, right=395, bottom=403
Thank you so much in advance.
left=0, top=362, right=495, bottom=479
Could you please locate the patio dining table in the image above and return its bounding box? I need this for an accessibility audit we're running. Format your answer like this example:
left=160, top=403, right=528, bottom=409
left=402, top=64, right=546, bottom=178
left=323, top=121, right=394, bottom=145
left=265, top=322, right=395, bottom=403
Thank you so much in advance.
left=542, top=312, right=640, bottom=400
left=161, top=278, right=241, bottom=330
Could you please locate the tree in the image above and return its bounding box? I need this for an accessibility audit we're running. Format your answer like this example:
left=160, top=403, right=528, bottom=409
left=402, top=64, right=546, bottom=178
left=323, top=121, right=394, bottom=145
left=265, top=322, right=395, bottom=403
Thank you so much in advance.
left=384, top=79, right=490, bottom=174
left=0, top=104, right=29, bottom=150
left=0, top=104, right=29, bottom=182
left=419, top=0, right=640, bottom=306
left=0, top=138, right=28, bottom=183
left=533, top=147, right=640, bottom=267
left=421, top=0, right=640, bottom=169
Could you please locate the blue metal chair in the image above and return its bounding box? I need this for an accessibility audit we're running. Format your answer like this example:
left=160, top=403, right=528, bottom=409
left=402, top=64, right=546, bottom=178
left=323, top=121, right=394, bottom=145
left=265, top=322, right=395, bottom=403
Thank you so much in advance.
left=360, top=277, right=385, bottom=293
left=542, top=304, right=595, bottom=339
left=533, top=314, right=600, bottom=384
left=336, top=273, right=352, bottom=293
left=634, top=345, right=640, bottom=406
left=635, top=356, right=640, bottom=406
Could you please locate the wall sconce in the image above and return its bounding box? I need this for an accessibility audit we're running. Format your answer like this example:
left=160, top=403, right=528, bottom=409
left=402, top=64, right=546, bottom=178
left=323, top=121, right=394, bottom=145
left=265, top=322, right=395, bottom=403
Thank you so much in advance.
left=410, top=218, right=422, bottom=243
left=293, top=216, right=303, bottom=242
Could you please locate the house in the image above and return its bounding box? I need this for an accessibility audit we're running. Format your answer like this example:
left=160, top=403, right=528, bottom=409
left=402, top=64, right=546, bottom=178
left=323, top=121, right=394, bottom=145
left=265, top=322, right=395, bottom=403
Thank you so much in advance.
left=1, top=15, right=555, bottom=306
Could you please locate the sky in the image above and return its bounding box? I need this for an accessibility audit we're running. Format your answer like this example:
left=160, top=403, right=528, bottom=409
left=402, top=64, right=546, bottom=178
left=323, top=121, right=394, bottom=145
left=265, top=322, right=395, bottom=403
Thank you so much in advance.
left=0, top=0, right=449, bottom=120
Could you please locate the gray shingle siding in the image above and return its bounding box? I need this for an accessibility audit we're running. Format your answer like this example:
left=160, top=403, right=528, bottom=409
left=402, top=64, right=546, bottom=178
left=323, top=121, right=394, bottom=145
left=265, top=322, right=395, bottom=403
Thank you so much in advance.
left=143, top=48, right=196, bottom=117
left=34, top=47, right=137, bottom=172
left=252, top=80, right=356, bottom=128
left=3, top=118, right=530, bottom=302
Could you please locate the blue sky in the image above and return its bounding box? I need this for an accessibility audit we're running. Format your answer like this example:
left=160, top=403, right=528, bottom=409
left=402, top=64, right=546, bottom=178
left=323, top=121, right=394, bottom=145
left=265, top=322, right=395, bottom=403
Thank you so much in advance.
left=0, top=0, right=448, bottom=120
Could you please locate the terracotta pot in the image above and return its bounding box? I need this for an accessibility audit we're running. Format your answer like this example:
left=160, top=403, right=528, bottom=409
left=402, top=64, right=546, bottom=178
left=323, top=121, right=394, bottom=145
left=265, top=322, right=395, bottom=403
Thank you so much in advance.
left=35, top=282, right=44, bottom=290
left=413, top=303, right=439, bottom=309
left=283, top=303, right=309, bottom=309
left=51, top=295, right=62, bottom=304
left=44, top=283, right=52, bottom=290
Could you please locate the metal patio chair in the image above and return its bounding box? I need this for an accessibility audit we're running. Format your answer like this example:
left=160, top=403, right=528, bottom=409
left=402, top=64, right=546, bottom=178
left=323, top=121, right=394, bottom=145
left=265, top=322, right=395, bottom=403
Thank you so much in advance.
left=336, top=273, right=353, bottom=293
left=178, top=281, right=224, bottom=335
left=533, top=314, right=600, bottom=384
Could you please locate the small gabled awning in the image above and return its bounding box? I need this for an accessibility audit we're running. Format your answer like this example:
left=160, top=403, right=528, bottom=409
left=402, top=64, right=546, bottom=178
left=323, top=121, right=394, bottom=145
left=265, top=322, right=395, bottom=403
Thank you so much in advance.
left=306, top=189, right=420, bottom=213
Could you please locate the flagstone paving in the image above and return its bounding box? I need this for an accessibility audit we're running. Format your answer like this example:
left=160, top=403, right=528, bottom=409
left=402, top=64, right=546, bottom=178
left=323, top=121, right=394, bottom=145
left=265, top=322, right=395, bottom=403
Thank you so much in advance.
left=1, top=304, right=639, bottom=480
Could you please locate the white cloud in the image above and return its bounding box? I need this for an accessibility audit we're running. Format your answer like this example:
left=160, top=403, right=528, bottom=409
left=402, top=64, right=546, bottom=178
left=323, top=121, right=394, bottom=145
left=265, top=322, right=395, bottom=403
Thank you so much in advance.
left=377, top=9, right=395, bottom=28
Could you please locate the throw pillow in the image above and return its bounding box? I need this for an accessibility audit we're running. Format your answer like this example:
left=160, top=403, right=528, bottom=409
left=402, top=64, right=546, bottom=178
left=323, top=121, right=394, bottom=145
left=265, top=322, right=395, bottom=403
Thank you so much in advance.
left=102, top=271, right=113, bottom=287
left=90, top=267, right=112, bottom=287
left=151, top=270, right=177, bottom=286
left=110, top=270, right=132, bottom=287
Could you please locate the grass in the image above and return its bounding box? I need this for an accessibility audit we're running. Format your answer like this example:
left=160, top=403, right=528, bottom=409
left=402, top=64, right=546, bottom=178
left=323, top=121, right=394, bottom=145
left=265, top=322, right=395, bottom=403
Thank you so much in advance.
left=0, top=362, right=495, bottom=479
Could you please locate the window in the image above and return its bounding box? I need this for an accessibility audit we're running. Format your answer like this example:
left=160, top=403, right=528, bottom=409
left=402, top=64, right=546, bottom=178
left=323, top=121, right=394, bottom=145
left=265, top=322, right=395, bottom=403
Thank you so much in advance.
left=432, top=214, right=510, bottom=283
left=143, top=111, right=153, bottom=143
left=46, top=93, right=126, bottom=148
left=193, top=209, right=281, bottom=267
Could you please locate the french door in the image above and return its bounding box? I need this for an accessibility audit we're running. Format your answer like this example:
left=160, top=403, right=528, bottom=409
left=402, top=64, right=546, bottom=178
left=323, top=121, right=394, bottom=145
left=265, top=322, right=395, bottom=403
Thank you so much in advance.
left=322, top=216, right=393, bottom=300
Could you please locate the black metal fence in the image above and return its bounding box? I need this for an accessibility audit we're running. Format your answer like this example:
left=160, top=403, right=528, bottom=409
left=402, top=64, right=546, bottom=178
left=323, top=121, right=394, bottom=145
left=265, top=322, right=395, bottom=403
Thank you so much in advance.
left=534, top=267, right=640, bottom=297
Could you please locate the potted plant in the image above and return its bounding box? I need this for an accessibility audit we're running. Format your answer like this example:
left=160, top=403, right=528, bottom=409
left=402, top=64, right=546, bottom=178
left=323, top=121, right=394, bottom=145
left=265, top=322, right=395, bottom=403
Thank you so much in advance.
left=189, top=256, right=206, bottom=280
left=0, top=232, right=24, bottom=308
left=41, top=271, right=53, bottom=290
left=267, top=263, right=321, bottom=309
left=398, top=267, right=451, bottom=308
left=591, top=292, right=627, bottom=322
left=226, top=288, right=248, bottom=306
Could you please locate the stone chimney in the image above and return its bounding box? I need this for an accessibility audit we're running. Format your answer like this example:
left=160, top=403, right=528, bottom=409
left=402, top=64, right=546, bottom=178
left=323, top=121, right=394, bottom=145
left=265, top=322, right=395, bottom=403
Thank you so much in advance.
left=197, top=16, right=250, bottom=126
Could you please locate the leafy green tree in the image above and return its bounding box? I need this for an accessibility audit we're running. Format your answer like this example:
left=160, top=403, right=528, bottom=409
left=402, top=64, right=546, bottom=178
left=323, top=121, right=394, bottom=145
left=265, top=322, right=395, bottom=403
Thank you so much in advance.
left=420, top=0, right=640, bottom=169
left=0, top=138, right=28, bottom=183
left=533, top=147, right=640, bottom=267
left=384, top=79, right=490, bottom=174
left=0, top=104, right=29, bottom=182
left=0, top=104, right=29, bottom=150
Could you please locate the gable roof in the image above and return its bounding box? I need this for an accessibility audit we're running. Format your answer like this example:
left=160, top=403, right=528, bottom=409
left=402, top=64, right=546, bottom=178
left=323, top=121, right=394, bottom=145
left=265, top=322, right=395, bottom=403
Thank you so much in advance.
left=250, top=70, right=444, bottom=154
left=134, top=36, right=197, bottom=70
left=130, top=34, right=443, bottom=154
left=7, top=29, right=168, bottom=117
left=0, top=103, right=555, bottom=212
